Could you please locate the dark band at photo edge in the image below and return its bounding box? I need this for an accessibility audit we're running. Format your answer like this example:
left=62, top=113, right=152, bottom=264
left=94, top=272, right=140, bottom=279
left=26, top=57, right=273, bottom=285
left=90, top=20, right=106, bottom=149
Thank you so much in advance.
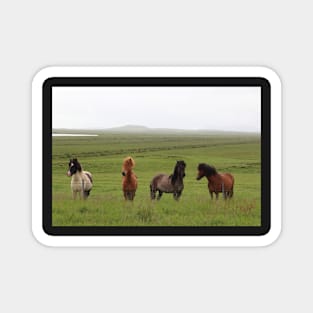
left=43, top=77, right=271, bottom=236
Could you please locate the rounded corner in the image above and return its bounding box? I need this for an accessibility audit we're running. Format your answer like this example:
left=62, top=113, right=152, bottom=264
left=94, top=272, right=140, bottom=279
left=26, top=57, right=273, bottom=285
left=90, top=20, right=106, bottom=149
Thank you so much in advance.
left=31, top=225, right=54, bottom=248
left=32, top=66, right=59, bottom=88
left=259, top=224, right=282, bottom=247
left=256, top=66, right=282, bottom=88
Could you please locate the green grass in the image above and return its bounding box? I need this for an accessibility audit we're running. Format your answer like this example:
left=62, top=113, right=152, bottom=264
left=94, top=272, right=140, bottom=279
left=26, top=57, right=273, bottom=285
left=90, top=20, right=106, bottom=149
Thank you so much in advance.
left=52, top=132, right=261, bottom=226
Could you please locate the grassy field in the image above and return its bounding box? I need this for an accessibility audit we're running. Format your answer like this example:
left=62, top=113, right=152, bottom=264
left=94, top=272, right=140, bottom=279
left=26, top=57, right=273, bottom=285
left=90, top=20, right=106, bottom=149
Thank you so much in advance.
left=52, top=131, right=261, bottom=226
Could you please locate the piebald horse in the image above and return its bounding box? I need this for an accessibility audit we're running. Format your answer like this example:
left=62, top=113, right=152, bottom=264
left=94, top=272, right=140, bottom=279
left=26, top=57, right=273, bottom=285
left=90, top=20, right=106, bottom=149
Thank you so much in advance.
left=196, top=163, right=234, bottom=199
left=67, top=158, right=93, bottom=200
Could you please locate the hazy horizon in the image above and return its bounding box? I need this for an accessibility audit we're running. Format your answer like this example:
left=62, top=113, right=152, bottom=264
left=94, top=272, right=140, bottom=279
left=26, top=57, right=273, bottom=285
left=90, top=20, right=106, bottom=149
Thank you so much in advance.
left=52, top=124, right=260, bottom=133
left=53, top=86, right=261, bottom=132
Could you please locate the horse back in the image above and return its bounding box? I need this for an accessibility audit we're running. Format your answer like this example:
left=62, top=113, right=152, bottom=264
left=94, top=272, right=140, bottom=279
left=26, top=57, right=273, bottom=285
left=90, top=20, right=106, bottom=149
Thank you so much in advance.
left=221, top=173, right=234, bottom=189
left=151, top=174, right=172, bottom=191
left=151, top=173, right=165, bottom=186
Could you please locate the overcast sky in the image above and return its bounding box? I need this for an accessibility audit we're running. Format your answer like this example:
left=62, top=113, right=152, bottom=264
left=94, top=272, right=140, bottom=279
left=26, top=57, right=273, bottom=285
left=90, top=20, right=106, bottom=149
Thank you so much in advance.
left=52, top=86, right=261, bottom=132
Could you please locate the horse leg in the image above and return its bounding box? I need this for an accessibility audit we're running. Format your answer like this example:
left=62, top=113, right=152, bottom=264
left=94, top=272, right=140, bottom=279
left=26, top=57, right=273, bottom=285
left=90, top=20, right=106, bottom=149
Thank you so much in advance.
left=83, top=190, right=90, bottom=200
left=78, top=191, right=83, bottom=200
left=174, top=191, right=182, bottom=200
left=215, top=192, right=219, bottom=200
left=80, top=180, right=85, bottom=200
left=150, top=184, right=156, bottom=200
left=85, top=190, right=91, bottom=198
left=130, top=191, right=135, bottom=201
left=221, top=182, right=227, bottom=200
left=80, top=189, right=86, bottom=200
left=123, top=190, right=128, bottom=200
left=150, top=192, right=156, bottom=200
left=209, top=191, right=213, bottom=200
left=157, top=191, right=163, bottom=200
left=72, top=191, right=77, bottom=200
left=223, top=190, right=227, bottom=200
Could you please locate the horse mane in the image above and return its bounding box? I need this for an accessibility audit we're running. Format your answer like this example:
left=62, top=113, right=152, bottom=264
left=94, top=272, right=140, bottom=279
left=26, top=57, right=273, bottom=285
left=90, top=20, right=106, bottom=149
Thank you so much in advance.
left=198, top=163, right=217, bottom=177
left=170, top=167, right=178, bottom=185
left=171, top=160, right=186, bottom=184
left=71, top=158, right=82, bottom=172
left=123, top=156, right=135, bottom=171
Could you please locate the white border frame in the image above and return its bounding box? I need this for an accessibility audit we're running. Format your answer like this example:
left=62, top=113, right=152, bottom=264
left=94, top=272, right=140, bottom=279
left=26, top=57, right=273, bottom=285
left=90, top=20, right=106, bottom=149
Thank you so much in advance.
left=32, top=66, right=281, bottom=247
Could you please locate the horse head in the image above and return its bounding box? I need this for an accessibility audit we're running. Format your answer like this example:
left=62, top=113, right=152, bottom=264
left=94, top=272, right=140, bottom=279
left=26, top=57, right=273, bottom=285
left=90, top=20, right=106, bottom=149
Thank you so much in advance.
left=67, top=158, right=82, bottom=177
left=196, top=163, right=217, bottom=180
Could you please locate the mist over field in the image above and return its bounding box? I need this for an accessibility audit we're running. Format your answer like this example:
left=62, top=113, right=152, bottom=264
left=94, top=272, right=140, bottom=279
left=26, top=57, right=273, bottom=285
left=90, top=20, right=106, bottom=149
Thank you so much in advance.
left=53, top=124, right=260, bottom=135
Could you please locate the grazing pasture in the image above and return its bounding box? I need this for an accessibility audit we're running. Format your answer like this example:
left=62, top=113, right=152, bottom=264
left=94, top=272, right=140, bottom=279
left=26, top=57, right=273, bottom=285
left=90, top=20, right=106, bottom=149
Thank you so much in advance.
left=52, top=131, right=261, bottom=226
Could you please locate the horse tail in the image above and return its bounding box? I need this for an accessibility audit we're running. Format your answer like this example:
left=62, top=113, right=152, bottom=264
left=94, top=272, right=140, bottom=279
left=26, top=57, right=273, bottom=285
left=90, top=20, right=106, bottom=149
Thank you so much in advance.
left=221, top=181, right=226, bottom=199
left=229, top=174, right=234, bottom=198
left=228, top=186, right=234, bottom=198
left=150, top=178, right=157, bottom=200
left=84, top=189, right=91, bottom=198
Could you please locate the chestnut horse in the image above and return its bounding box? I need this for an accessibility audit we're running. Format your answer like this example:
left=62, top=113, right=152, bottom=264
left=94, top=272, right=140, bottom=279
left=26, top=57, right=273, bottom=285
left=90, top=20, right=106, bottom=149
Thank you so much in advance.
left=122, top=156, right=138, bottom=200
left=150, top=160, right=186, bottom=200
left=196, top=163, right=234, bottom=199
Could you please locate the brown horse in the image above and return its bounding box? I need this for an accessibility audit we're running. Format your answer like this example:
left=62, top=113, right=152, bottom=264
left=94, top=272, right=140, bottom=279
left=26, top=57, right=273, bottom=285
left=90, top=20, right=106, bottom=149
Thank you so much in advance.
left=150, top=160, right=186, bottom=200
left=196, top=163, right=234, bottom=199
left=122, top=156, right=138, bottom=200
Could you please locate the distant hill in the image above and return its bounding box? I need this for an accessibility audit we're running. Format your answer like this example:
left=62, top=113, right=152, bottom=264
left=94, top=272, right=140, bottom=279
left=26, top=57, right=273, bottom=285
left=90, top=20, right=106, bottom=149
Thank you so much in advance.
left=53, top=125, right=259, bottom=135
left=102, top=125, right=192, bottom=134
left=104, top=125, right=151, bottom=133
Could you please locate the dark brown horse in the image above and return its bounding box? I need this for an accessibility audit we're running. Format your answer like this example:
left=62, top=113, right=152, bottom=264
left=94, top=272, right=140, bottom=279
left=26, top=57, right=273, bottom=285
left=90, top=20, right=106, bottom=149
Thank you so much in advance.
left=150, top=160, right=186, bottom=200
left=196, top=163, right=234, bottom=199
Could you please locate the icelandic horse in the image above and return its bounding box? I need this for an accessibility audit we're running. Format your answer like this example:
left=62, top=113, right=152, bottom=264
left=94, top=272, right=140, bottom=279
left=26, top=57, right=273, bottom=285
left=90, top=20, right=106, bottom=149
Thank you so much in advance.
left=196, top=163, right=234, bottom=199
